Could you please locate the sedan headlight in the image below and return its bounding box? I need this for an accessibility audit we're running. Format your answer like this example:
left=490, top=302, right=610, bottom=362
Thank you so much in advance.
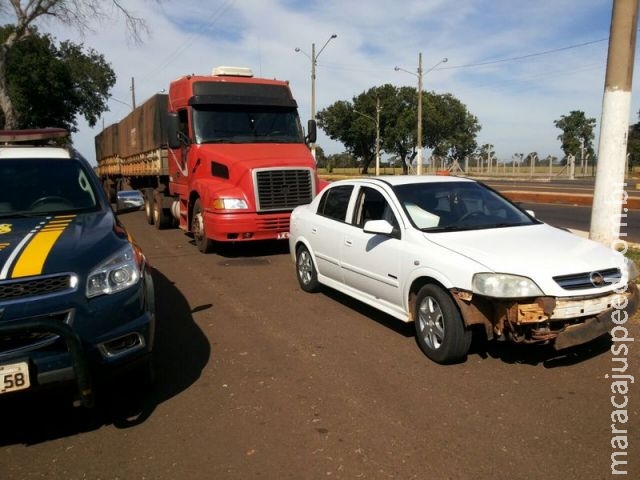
left=86, top=244, right=141, bottom=298
left=212, top=198, right=248, bottom=210
left=472, top=273, right=544, bottom=298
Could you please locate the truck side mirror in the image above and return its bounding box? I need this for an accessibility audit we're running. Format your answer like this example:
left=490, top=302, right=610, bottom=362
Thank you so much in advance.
left=167, top=112, right=180, bottom=149
left=306, top=119, right=317, bottom=144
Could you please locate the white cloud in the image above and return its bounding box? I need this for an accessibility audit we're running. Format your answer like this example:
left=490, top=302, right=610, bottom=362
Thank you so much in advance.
left=3, top=0, right=639, bottom=164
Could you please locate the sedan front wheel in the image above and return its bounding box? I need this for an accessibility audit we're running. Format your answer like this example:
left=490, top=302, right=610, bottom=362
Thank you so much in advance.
left=414, top=284, right=471, bottom=364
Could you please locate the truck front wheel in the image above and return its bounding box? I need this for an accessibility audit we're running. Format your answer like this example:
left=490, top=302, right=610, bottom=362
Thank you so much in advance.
left=192, top=199, right=215, bottom=253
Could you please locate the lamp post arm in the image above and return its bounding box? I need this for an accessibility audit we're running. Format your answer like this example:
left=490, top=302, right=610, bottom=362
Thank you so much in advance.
left=316, top=34, right=337, bottom=59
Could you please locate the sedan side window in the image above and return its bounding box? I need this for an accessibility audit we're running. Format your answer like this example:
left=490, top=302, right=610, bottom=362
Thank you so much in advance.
left=317, top=185, right=353, bottom=222
left=354, top=187, right=399, bottom=231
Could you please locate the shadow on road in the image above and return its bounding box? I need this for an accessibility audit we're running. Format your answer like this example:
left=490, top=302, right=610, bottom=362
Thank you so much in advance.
left=472, top=332, right=613, bottom=367
left=317, top=286, right=616, bottom=367
left=189, top=237, right=291, bottom=258
left=0, top=268, right=210, bottom=446
left=321, top=287, right=415, bottom=338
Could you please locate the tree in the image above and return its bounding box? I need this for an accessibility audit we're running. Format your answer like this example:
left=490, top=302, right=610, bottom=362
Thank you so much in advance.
left=553, top=110, right=596, bottom=164
left=379, top=86, right=415, bottom=174
left=0, top=0, right=147, bottom=129
left=314, top=145, right=327, bottom=168
left=317, top=84, right=480, bottom=175
left=627, top=109, right=640, bottom=172
left=1, top=26, right=115, bottom=132
left=524, top=152, right=538, bottom=167
left=424, top=91, right=480, bottom=161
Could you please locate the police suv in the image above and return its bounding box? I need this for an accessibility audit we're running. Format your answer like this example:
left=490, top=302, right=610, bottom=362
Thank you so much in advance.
left=0, top=129, right=155, bottom=407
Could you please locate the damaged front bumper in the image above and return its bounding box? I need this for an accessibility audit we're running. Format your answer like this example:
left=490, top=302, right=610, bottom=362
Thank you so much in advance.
left=452, top=281, right=639, bottom=350
left=554, top=282, right=638, bottom=350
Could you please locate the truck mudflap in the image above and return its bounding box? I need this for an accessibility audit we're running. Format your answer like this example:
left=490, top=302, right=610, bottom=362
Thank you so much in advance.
left=554, top=281, right=639, bottom=351
left=0, top=319, right=94, bottom=407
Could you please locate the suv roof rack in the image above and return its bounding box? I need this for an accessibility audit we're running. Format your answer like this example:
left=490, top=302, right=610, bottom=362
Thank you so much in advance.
left=0, top=128, right=68, bottom=144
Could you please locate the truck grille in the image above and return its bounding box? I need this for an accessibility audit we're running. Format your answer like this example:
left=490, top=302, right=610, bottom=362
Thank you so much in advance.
left=553, top=268, right=621, bottom=290
left=254, top=168, right=314, bottom=212
left=256, top=216, right=291, bottom=232
left=0, top=274, right=74, bottom=301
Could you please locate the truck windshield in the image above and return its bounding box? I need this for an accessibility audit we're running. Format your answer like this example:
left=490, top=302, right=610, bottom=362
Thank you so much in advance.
left=192, top=105, right=304, bottom=144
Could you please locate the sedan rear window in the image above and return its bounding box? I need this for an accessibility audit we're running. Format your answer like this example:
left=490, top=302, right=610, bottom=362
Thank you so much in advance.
left=317, top=185, right=353, bottom=221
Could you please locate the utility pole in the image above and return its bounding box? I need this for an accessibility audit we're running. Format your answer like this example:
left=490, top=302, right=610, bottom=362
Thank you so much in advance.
left=131, top=77, right=136, bottom=110
left=416, top=53, right=424, bottom=175
left=353, top=98, right=381, bottom=175
left=395, top=55, right=447, bottom=176
left=295, top=35, right=337, bottom=162
left=590, top=0, right=638, bottom=246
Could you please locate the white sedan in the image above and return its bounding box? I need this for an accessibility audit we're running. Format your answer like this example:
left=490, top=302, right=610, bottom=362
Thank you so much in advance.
left=289, top=176, right=639, bottom=364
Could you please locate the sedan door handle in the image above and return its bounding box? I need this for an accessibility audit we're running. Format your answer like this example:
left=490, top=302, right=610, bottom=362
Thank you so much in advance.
left=344, top=239, right=353, bottom=247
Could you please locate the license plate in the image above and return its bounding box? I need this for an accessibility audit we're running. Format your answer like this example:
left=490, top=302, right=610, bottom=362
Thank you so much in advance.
left=0, top=362, right=30, bottom=394
left=277, top=232, right=290, bottom=240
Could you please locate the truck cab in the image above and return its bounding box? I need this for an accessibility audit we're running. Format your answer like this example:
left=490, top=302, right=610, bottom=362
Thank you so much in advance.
left=164, top=66, right=320, bottom=252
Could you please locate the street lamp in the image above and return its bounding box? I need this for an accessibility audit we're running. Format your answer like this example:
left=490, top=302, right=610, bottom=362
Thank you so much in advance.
left=295, top=33, right=338, bottom=161
left=395, top=54, right=447, bottom=175
left=354, top=98, right=381, bottom=175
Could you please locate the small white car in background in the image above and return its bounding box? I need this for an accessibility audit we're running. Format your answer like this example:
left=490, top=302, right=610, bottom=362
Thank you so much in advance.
left=289, top=176, right=639, bottom=364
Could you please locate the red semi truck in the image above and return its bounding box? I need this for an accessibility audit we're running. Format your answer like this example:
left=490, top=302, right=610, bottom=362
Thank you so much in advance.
left=95, top=66, right=322, bottom=252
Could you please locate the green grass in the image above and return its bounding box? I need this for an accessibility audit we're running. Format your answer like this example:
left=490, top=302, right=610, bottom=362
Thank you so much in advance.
left=626, top=248, right=640, bottom=324
left=626, top=247, right=640, bottom=266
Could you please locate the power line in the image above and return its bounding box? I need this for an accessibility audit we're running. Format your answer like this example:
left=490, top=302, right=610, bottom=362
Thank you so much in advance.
left=137, top=0, right=237, bottom=85
left=440, top=38, right=608, bottom=70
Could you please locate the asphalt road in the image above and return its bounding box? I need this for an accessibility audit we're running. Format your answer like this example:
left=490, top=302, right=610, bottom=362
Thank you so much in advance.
left=1, top=208, right=638, bottom=480
left=485, top=178, right=640, bottom=243
left=518, top=202, right=640, bottom=244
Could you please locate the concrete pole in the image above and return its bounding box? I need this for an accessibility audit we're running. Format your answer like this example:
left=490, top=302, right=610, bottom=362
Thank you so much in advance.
left=310, top=43, right=317, bottom=161
left=569, top=154, right=575, bottom=180
left=590, top=0, right=638, bottom=245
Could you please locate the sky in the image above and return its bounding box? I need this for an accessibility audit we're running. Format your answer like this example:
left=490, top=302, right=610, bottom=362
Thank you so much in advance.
left=4, top=0, right=640, bottom=165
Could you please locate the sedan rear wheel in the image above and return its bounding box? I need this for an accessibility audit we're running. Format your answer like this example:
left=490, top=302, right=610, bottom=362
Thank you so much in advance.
left=296, top=245, right=320, bottom=292
left=414, top=284, right=471, bottom=364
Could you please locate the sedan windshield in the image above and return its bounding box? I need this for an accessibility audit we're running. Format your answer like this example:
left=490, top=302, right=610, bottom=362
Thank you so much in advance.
left=393, top=181, right=537, bottom=232
left=0, top=158, right=98, bottom=216
left=193, top=105, right=305, bottom=144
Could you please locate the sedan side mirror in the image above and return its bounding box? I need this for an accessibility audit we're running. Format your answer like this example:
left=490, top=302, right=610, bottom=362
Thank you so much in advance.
left=363, top=219, right=395, bottom=236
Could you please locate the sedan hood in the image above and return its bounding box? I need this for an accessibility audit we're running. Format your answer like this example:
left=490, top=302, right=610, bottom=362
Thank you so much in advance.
left=426, top=223, right=623, bottom=278
left=0, top=211, right=120, bottom=280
